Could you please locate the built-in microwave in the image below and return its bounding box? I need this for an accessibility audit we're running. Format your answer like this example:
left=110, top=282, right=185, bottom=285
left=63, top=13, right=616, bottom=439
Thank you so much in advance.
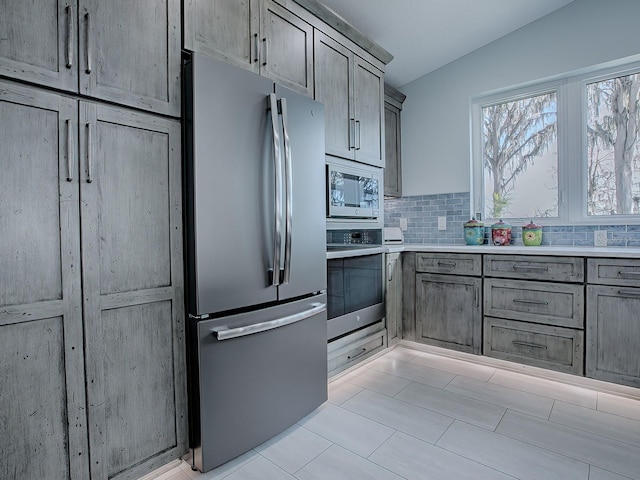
left=327, top=162, right=381, bottom=219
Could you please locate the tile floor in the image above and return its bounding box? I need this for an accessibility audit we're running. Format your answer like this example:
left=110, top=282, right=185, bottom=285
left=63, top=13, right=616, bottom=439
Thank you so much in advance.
left=146, top=346, right=640, bottom=480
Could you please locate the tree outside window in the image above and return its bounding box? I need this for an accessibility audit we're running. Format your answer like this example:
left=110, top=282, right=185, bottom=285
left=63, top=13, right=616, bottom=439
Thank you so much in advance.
left=587, top=72, right=640, bottom=215
left=481, top=92, right=558, bottom=219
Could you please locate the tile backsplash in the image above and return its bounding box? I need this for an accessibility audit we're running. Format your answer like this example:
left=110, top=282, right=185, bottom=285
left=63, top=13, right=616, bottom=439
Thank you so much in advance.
left=384, top=192, right=640, bottom=247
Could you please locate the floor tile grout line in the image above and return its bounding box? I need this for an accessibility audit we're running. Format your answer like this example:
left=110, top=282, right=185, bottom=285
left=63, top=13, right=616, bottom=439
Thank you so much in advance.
left=438, top=418, right=592, bottom=478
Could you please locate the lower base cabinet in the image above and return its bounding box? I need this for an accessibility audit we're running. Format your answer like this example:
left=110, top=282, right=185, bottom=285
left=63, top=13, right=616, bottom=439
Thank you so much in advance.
left=587, top=284, right=640, bottom=387
left=484, top=317, right=584, bottom=375
left=416, top=273, right=482, bottom=354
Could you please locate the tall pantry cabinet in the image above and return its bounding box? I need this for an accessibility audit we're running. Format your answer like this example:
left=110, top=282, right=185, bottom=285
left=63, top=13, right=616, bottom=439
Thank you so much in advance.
left=0, top=1, right=185, bottom=480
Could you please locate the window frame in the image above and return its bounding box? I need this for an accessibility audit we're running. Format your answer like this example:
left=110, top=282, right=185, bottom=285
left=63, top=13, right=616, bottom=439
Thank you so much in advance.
left=470, top=58, right=640, bottom=226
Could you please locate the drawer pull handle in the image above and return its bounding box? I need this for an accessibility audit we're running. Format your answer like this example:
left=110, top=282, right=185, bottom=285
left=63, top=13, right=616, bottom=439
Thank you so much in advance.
left=617, top=289, right=640, bottom=298
left=347, top=347, right=369, bottom=361
left=437, top=261, right=457, bottom=267
left=512, top=299, right=549, bottom=306
left=512, top=265, right=549, bottom=271
left=512, top=341, right=547, bottom=350
left=618, top=270, right=640, bottom=278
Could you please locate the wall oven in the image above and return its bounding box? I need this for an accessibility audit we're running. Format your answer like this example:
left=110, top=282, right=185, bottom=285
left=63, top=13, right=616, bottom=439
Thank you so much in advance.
left=327, top=161, right=381, bottom=219
left=326, top=229, right=385, bottom=340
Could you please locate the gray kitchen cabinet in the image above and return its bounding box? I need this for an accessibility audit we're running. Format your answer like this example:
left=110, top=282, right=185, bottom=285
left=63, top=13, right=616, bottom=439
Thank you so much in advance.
left=384, top=84, right=405, bottom=197
left=79, top=102, right=186, bottom=480
left=78, top=0, right=181, bottom=116
left=314, top=30, right=385, bottom=167
left=183, top=0, right=313, bottom=96
left=483, top=255, right=585, bottom=375
left=0, top=81, right=186, bottom=479
left=414, top=253, right=483, bottom=354
left=386, top=252, right=402, bottom=345
left=0, top=0, right=78, bottom=92
left=0, top=0, right=181, bottom=117
left=0, top=81, right=89, bottom=480
left=586, top=258, right=640, bottom=387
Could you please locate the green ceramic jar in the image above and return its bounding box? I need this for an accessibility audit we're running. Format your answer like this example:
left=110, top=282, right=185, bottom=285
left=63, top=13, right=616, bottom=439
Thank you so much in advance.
left=522, top=220, right=542, bottom=246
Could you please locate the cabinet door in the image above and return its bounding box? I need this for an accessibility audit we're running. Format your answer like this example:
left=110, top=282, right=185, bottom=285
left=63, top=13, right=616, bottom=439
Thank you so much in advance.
left=79, top=0, right=181, bottom=116
left=386, top=253, right=402, bottom=344
left=416, top=273, right=482, bottom=354
left=79, top=103, right=186, bottom=479
left=0, top=0, right=78, bottom=92
left=354, top=57, right=384, bottom=166
left=184, top=0, right=260, bottom=73
left=261, top=0, right=313, bottom=96
left=586, top=285, right=640, bottom=387
left=314, top=31, right=355, bottom=160
left=0, top=83, right=88, bottom=479
left=384, top=102, right=402, bottom=196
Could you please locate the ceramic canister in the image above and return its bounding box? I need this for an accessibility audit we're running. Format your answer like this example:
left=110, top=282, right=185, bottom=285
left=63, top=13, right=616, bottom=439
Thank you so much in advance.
left=522, top=220, right=542, bottom=246
left=491, top=219, right=512, bottom=246
left=463, top=217, right=485, bottom=245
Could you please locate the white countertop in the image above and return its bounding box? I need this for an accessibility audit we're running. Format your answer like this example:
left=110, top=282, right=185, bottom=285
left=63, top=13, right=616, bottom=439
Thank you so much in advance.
left=384, top=244, right=640, bottom=258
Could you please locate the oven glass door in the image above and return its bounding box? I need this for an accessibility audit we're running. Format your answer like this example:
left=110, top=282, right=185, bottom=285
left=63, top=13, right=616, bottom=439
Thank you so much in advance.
left=327, top=254, right=383, bottom=320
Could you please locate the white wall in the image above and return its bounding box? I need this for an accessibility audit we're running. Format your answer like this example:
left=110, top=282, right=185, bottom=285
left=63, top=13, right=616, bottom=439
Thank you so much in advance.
left=400, top=0, right=640, bottom=197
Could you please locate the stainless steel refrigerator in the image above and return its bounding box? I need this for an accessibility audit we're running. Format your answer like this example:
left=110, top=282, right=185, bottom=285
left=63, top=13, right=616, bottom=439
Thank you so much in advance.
left=183, top=53, right=328, bottom=473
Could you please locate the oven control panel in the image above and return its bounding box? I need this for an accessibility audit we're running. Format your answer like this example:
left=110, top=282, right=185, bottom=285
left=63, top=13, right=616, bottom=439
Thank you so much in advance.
left=326, top=229, right=383, bottom=246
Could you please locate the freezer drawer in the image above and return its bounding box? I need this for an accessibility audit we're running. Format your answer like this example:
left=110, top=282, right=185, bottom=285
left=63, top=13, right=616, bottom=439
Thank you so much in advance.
left=192, top=295, right=328, bottom=472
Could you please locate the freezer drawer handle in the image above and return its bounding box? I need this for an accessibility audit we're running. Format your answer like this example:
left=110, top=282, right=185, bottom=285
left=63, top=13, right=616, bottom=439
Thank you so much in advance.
left=212, top=302, right=326, bottom=341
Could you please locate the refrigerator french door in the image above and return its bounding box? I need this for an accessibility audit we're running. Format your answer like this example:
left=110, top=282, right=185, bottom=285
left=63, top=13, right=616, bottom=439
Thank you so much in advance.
left=183, top=53, right=327, bottom=472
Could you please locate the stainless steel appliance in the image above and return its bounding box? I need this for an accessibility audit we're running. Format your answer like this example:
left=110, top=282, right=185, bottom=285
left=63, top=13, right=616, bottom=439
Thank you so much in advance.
left=183, top=53, right=327, bottom=473
left=326, top=229, right=385, bottom=340
left=326, top=161, right=381, bottom=219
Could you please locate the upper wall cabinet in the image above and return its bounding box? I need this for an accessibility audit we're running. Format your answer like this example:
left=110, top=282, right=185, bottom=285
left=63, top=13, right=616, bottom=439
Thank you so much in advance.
left=314, top=31, right=384, bottom=167
left=0, top=0, right=181, bottom=117
left=184, top=0, right=314, bottom=97
left=384, top=84, right=406, bottom=197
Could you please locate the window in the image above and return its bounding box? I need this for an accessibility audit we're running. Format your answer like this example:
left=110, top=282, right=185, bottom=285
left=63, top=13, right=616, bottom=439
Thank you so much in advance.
left=472, top=61, right=640, bottom=224
left=481, top=91, right=558, bottom=219
left=586, top=72, right=640, bottom=215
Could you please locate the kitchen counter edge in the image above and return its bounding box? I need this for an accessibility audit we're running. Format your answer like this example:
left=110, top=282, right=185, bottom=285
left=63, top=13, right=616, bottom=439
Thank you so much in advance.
left=383, top=244, right=640, bottom=258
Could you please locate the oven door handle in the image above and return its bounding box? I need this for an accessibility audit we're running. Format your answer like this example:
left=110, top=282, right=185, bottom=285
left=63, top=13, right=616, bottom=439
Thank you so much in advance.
left=326, top=246, right=386, bottom=259
left=212, top=303, right=326, bottom=340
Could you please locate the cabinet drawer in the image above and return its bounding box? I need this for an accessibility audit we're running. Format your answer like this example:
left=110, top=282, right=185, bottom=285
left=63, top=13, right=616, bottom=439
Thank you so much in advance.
left=484, top=255, right=584, bottom=282
left=416, top=253, right=481, bottom=276
left=587, top=258, right=640, bottom=287
left=484, top=278, right=584, bottom=329
left=328, top=328, right=387, bottom=377
left=484, top=317, right=584, bottom=375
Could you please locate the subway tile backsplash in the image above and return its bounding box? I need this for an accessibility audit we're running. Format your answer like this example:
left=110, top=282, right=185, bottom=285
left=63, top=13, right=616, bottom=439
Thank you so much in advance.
left=384, top=192, right=640, bottom=247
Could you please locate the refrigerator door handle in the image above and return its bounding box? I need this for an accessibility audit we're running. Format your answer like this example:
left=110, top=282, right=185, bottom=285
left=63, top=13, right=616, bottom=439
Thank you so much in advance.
left=212, top=303, right=326, bottom=340
left=268, top=93, right=282, bottom=286
left=279, top=97, right=293, bottom=284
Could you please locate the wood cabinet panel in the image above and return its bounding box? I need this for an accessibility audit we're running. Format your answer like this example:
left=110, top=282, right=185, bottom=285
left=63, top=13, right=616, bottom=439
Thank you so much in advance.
left=79, top=102, right=186, bottom=479
left=386, top=252, right=402, bottom=345
left=586, top=284, right=640, bottom=387
left=416, top=252, right=482, bottom=276
left=484, top=317, right=584, bottom=375
left=587, top=258, right=640, bottom=287
left=484, top=278, right=584, bottom=329
left=0, top=0, right=77, bottom=92
left=0, top=82, right=88, bottom=479
left=354, top=57, right=383, bottom=166
left=184, top=0, right=259, bottom=71
left=416, top=273, right=482, bottom=354
left=79, top=0, right=181, bottom=116
left=484, top=255, right=584, bottom=283
left=314, top=31, right=353, bottom=159
left=261, top=0, right=313, bottom=96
